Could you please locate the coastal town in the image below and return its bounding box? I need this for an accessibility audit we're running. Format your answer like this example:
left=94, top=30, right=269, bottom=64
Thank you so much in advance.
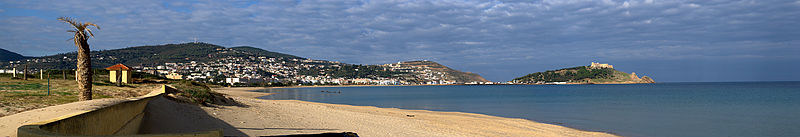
left=1, top=49, right=650, bottom=86
left=0, top=44, right=492, bottom=86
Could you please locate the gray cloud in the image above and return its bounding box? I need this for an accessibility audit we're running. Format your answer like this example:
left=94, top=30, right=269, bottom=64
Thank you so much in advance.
left=1, top=0, right=798, bottom=81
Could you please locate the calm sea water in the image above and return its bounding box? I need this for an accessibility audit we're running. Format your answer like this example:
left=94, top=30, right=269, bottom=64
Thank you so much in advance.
left=257, top=82, right=800, bottom=137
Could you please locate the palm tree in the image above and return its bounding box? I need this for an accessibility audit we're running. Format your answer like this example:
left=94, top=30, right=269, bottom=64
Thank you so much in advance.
left=58, top=17, right=99, bottom=101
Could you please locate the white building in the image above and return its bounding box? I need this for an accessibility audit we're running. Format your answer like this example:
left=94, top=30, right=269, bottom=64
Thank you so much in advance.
left=226, top=78, right=241, bottom=85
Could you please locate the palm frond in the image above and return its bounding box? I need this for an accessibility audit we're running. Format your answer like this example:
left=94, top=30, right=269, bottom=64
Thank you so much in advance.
left=57, top=17, right=80, bottom=29
left=85, top=22, right=100, bottom=30
left=59, top=17, right=99, bottom=40
left=85, top=28, right=94, bottom=37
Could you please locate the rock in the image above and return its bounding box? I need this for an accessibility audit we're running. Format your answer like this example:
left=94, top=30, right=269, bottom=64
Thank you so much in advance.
left=640, top=76, right=655, bottom=83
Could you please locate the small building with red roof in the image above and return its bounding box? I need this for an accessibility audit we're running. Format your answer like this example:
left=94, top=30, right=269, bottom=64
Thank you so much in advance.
left=106, top=64, right=132, bottom=84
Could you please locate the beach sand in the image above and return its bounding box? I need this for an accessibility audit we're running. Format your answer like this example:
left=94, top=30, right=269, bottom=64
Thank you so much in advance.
left=142, top=87, right=617, bottom=137
left=0, top=87, right=618, bottom=137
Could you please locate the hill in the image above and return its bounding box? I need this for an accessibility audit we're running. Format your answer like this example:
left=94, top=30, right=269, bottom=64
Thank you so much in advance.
left=513, top=63, right=654, bottom=84
left=0, top=43, right=495, bottom=85
left=0, top=48, right=26, bottom=62
left=0, top=43, right=302, bottom=69
left=229, top=46, right=303, bottom=59
left=384, top=61, right=489, bottom=83
left=0, top=43, right=484, bottom=85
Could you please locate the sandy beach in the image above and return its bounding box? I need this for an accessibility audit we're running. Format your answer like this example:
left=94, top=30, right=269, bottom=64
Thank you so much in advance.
left=144, top=87, right=617, bottom=136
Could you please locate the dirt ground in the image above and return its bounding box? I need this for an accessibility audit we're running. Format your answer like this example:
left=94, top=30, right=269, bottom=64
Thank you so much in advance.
left=0, top=76, right=160, bottom=117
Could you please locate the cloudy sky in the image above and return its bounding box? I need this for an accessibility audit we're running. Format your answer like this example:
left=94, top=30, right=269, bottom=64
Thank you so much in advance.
left=1, top=0, right=799, bottom=82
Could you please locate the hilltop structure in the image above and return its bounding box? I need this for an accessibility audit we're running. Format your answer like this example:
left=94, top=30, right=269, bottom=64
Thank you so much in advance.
left=590, top=62, right=613, bottom=69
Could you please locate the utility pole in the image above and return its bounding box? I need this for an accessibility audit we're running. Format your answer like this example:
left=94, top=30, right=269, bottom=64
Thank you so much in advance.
left=12, top=67, right=16, bottom=78
left=63, top=70, right=67, bottom=80
left=40, top=69, right=44, bottom=79
left=47, top=71, right=51, bottom=96
left=93, top=69, right=97, bottom=83
left=24, top=64, right=28, bottom=80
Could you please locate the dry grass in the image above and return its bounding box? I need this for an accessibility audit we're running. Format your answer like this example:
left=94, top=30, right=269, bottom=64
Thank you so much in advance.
left=0, top=75, right=160, bottom=117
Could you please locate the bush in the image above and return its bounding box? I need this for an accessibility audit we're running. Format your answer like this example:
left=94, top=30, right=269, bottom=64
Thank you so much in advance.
left=169, top=80, right=216, bottom=105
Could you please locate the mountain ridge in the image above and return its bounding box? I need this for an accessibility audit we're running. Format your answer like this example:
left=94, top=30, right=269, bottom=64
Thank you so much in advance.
left=0, top=48, right=27, bottom=62
left=229, top=46, right=304, bottom=59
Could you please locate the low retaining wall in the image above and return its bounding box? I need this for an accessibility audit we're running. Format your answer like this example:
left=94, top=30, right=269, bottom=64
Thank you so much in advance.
left=17, top=85, right=222, bottom=137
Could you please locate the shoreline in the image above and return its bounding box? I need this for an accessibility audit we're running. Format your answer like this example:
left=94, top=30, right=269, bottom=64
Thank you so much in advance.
left=225, top=82, right=659, bottom=90
left=212, top=87, right=618, bottom=136
left=269, top=84, right=451, bottom=89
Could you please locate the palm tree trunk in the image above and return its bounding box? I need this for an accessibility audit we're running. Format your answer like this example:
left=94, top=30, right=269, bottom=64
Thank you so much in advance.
left=116, top=70, right=122, bottom=87
left=77, top=39, right=92, bottom=100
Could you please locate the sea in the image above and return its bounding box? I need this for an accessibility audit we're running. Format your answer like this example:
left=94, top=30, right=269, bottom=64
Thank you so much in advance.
left=257, top=82, right=800, bottom=137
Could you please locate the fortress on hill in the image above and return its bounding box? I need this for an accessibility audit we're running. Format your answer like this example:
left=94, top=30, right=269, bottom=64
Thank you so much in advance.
left=590, top=62, right=614, bottom=69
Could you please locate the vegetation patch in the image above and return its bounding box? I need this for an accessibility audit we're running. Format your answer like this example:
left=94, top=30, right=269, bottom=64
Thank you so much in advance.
left=0, top=73, right=161, bottom=117
left=168, top=80, right=238, bottom=106
left=514, top=65, right=655, bottom=84
left=514, top=66, right=614, bottom=82
left=0, top=83, right=45, bottom=90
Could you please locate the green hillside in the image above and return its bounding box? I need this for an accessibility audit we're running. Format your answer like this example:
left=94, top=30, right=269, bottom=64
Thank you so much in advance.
left=514, top=66, right=654, bottom=84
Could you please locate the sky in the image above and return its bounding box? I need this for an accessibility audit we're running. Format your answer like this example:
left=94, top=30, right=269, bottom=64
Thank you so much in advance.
left=1, top=0, right=799, bottom=82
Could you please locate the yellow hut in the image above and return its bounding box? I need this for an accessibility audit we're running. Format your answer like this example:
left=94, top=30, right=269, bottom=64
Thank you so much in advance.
left=166, top=73, right=184, bottom=80
left=106, top=64, right=132, bottom=84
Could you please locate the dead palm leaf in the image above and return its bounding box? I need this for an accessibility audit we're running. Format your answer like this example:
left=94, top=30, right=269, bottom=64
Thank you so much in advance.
left=58, top=17, right=101, bottom=39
